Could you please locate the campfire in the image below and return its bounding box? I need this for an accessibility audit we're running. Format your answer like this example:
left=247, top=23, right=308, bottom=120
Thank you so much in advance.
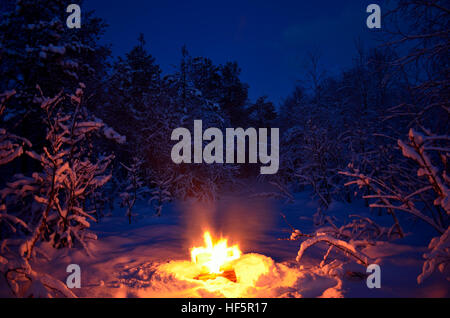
left=151, top=229, right=303, bottom=298
left=190, top=231, right=241, bottom=282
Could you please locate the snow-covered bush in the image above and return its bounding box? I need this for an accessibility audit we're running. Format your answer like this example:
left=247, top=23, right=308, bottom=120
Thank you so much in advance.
left=0, top=256, right=76, bottom=298
left=294, top=125, right=346, bottom=209
left=0, top=89, right=79, bottom=297
left=341, top=128, right=449, bottom=282
left=148, top=171, right=175, bottom=217
left=120, top=156, right=148, bottom=223
left=1, top=85, right=116, bottom=256
left=19, top=85, right=113, bottom=256
left=0, top=91, right=32, bottom=166
left=283, top=214, right=372, bottom=268
left=0, top=90, right=31, bottom=242
left=418, top=227, right=450, bottom=284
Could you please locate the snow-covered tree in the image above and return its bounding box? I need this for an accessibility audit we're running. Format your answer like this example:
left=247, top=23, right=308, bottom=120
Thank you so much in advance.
left=277, top=46, right=402, bottom=210
left=341, top=128, right=449, bottom=282
left=247, top=96, right=276, bottom=128
left=120, top=156, right=148, bottom=223
left=0, top=89, right=31, bottom=241
left=0, top=90, right=31, bottom=166
left=0, top=0, right=110, bottom=145
left=1, top=85, right=116, bottom=260
left=148, top=171, right=175, bottom=217
left=104, top=34, right=161, bottom=153
left=0, top=89, right=78, bottom=297
left=335, top=0, right=450, bottom=283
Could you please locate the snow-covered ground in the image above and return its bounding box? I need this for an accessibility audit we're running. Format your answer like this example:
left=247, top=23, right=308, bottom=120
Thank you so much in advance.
left=3, top=189, right=448, bottom=298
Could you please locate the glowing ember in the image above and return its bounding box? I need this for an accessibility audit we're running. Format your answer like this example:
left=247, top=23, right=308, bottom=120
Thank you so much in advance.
left=190, top=231, right=241, bottom=274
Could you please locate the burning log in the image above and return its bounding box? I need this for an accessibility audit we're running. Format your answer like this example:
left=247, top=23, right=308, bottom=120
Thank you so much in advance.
left=194, top=269, right=237, bottom=283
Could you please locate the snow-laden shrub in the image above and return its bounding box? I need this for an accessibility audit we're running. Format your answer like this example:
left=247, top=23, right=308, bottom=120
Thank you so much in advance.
left=148, top=170, right=175, bottom=217
left=283, top=214, right=372, bottom=268
left=0, top=85, right=120, bottom=297
left=0, top=89, right=74, bottom=297
left=120, top=156, right=149, bottom=223
left=11, top=85, right=113, bottom=257
left=341, top=128, right=449, bottom=283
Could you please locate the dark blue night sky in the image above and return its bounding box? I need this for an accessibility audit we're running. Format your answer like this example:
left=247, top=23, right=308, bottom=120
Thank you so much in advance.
left=88, top=0, right=380, bottom=104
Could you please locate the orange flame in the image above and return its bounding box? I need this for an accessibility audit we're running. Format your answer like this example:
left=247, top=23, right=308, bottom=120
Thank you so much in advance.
left=190, top=231, right=241, bottom=274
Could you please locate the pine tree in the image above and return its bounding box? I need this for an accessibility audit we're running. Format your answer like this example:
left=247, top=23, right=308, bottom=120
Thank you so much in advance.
left=218, top=62, right=249, bottom=126
left=120, top=156, right=148, bottom=223
left=105, top=34, right=162, bottom=154
left=0, top=0, right=110, bottom=174
left=248, top=96, right=276, bottom=127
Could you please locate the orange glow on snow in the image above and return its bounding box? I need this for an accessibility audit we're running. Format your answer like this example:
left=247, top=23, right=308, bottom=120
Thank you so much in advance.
left=142, top=230, right=303, bottom=298
left=190, top=231, right=241, bottom=274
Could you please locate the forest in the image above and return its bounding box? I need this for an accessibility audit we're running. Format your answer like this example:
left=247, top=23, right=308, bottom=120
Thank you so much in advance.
left=0, top=0, right=448, bottom=298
